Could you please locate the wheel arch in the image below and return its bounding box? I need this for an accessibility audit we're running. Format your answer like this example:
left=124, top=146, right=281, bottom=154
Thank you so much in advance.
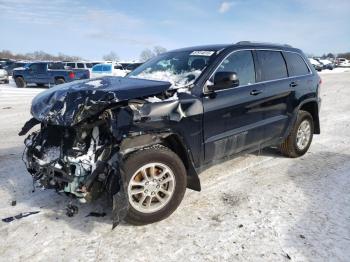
left=54, top=76, right=65, bottom=81
left=119, top=132, right=201, bottom=192
left=299, top=100, right=320, bottom=134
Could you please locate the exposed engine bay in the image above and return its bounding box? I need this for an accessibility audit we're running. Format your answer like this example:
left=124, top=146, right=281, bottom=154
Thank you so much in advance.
left=24, top=111, right=118, bottom=201
left=22, top=105, right=134, bottom=227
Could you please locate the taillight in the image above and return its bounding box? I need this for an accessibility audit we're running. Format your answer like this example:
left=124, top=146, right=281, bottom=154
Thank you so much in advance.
left=69, top=71, right=75, bottom=79
left=319, top=78, right=322, bottom=85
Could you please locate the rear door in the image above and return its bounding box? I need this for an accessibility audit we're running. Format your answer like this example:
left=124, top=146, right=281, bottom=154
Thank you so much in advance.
left=255, top=50, right=293, bottom=142
left=283, top=51, right=312, bottom=100
left=203, top=50, right=267, bottom=161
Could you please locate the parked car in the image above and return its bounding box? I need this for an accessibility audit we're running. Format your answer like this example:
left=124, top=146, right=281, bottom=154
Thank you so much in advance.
left=4, top=61, right=28, bottom=75
left=20, top=42, right=321, bottom=226
left=64, top=62, right=93, bottom=71
left=90, top=63, right=127, bottom=78
left=318, top=59, right=334, bottom=70
left=13, top=62, right=90, bottom=88
left=309, top=58, right=323, bottom=71
left=0, top=65, right=9, bottom=84
left=0, top=59, right=16, bottom=72
left=120, top=62, right=143, bottom=74
left=337, top=58, right=350, bottom=67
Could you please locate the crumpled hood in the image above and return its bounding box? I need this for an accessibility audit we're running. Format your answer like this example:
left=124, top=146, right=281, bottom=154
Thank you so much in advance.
left=31, top=76, right=171, bottom=126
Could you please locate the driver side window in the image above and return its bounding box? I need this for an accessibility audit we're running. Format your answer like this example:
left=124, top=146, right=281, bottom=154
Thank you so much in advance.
left=216, top=50, right=256, bottom=86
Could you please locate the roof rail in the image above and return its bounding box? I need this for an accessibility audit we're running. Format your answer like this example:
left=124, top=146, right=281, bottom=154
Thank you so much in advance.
left=235, top=41, right=293, bottom=48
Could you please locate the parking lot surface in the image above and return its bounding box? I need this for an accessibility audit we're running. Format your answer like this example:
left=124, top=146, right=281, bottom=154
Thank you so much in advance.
left=0, top=71, right=350, bottom=261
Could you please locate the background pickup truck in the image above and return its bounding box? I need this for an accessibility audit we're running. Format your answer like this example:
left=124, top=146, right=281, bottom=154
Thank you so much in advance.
left=12, top=62, right=90, bottom=88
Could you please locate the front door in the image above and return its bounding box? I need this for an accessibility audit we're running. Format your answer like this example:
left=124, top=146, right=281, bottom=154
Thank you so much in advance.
left=202, top=50, right=266, bottom=162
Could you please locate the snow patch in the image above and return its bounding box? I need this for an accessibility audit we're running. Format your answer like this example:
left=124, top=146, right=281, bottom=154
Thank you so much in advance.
left=145, top=96, right=163, bottom=103
left=37, top=146, right=60, bottom=165
left=131, top=69, right=201, bottom=89
left=86, top=80, right=103, bottom=88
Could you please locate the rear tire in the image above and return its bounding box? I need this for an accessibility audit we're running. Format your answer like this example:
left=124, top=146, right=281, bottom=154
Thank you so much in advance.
left=55, top=78, right=65, bottom=85
left=122, top=145, right=187, bottom=225
left=15, top=77, right=26, bottom=88
left=280, top=110, right=314, bottom=158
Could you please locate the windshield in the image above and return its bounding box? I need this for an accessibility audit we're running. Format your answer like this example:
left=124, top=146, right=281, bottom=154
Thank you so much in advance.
left=128, top=50, right=217, bottom=88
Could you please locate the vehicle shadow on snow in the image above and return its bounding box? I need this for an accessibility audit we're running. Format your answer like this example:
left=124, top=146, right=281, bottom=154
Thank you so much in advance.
left=0, top=146, right=117, bottom=232
left=3, top=144, right=349, bottom=238
left=283, top=151, right=350, bottom=261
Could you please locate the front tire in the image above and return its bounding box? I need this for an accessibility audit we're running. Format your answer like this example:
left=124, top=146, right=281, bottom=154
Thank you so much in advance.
left=280, top=110, right=314, bottom=158
left=122, top=145, right=187, bottom=225
left=15, top=77, right=26, bottom=88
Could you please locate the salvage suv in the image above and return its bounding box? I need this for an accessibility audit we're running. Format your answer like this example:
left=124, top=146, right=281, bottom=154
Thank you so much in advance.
left=20, top=42, right=321, bottom=226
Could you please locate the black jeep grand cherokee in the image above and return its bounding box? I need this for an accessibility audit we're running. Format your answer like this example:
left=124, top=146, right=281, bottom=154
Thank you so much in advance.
left=20, top=42, right=321, bottom=226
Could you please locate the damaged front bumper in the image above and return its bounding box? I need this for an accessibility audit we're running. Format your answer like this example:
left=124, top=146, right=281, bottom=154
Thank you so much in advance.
left=21, top=109, right=130, bottom=227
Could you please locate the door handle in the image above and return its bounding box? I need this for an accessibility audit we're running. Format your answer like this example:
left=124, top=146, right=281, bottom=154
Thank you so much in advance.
left=290, top=81, right=298, bottom=87
left=250, top=89, right=262, bottom=96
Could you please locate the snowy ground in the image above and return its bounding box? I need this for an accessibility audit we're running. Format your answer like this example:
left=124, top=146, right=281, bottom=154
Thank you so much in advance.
left=0, top=72, right=350, bottom=261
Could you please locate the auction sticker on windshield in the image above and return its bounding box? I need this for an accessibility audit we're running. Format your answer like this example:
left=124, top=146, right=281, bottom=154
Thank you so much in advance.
left=190, top=51, right=215, bottom=56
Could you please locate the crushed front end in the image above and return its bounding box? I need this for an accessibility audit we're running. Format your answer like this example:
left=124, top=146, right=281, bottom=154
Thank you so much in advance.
left=24, top=113, right=119, bottom=201
left=19, top=77, right=173, bottom=226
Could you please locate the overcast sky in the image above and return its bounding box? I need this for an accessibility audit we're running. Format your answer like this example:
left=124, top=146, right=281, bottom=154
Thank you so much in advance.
left=0, top=0, right=349, bottom=60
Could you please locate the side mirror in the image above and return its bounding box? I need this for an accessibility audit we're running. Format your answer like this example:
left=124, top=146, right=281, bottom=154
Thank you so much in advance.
left=208, top=71, right=239, bottom=92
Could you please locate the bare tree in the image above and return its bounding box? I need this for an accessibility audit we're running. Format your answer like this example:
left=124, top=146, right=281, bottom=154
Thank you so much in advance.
left=102, top=51, right=120, bottom=61
left=153, top=46, right=167, bottom=56
left=139, top=46, right=167, bottom=62
left=139, top=48, right=155, bottom=62
left=0, top=49, right=82, bottom=61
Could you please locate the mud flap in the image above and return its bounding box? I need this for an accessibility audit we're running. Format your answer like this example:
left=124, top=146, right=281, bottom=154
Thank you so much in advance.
left=112, top=175, right=129, bottom=229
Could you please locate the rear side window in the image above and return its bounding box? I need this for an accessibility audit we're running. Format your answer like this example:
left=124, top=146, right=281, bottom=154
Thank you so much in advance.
left=256, top=51, right=287, bottom=81
left=48, top=63, right=64, bottom=69
left=30, top=63, right=46, bottom=72
left=92, top=65, right=102, bottom=71
left=102, top=65, right=112, bottom=72
left=216, top=50, right=256, bottom=86
left=67, top=63, right=75, bottom=68
left=284, top=52, right=310, bottom=76
left=77, top=63, right=85, bottom=68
